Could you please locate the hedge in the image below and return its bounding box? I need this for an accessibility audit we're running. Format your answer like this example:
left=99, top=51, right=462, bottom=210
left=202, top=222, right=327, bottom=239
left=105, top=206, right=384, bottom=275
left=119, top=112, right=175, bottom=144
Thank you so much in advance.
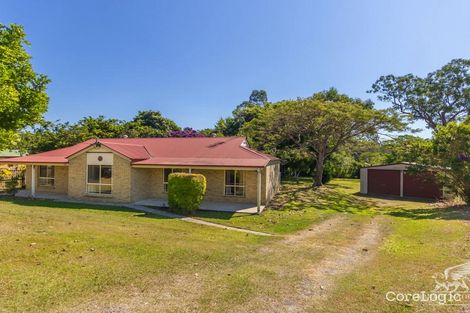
left=167, top=173, right=206, bottom=213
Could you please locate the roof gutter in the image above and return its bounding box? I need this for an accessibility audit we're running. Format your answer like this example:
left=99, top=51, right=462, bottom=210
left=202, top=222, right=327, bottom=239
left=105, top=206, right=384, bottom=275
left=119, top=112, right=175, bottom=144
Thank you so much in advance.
left=131, top=164, right=265, bottom=170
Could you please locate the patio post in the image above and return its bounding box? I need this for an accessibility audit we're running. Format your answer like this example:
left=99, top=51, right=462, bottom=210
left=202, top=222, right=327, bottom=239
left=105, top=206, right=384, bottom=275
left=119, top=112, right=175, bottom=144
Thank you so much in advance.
left=31, top=165, right=36, bottom=197
left=256, top=168, right=261, bottom=214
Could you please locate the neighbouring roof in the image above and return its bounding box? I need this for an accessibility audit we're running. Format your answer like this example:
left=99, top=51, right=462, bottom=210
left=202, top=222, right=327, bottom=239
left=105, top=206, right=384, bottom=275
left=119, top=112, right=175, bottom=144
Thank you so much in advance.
left=0, top=137, right=279, bottom=168
left=0, top=150, right=21, bottom=158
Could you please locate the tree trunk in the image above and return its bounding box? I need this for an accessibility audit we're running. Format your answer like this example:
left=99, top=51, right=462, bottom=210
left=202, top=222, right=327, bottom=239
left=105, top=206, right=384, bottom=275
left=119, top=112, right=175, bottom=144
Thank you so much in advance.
left=313, top=153, right=325, bottom=187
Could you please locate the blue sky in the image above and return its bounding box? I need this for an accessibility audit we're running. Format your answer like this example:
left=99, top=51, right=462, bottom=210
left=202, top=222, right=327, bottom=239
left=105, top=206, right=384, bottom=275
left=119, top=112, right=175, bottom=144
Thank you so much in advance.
left=1, top=0, right=469, bottom=136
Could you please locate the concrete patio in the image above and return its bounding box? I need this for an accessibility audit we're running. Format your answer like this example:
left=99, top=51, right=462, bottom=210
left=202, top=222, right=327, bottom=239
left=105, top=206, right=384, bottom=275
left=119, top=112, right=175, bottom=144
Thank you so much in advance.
left=14, top=191, right=264, bottom=214
left=134, top=198, right=265, bottom=214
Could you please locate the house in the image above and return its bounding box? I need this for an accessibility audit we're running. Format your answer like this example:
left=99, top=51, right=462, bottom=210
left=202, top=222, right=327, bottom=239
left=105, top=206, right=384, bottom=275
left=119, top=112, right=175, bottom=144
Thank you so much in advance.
left=360, top=163, right=443, bottom=199
left=0, top=137, right=281, bottom=212
left=0, top=150, right=24, bottom=192
left=0, top=150, right=21, bottom=158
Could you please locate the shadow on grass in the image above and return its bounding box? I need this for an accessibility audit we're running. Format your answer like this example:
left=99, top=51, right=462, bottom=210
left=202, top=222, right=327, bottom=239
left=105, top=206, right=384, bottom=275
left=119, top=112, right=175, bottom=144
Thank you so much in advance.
left=267, top=182, right=470, bottom=221
left=354, top=192, right=434, bottom=204
left=268, top=183, right=373, bottom=215
left=191, top=210, right=236, bottom=220
left=145, top=205, right=238, bottom=220
left=326, top=182, right=357, bottom=191
left=384, top=205, right=470, bottom=220
left=3, top=185, right=469, bottom=223
left=0, top=197, right=173, bottom=220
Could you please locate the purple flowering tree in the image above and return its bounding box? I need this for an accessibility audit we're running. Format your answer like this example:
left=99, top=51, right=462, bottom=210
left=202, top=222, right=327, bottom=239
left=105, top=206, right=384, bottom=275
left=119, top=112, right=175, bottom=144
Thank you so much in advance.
left=168, top=127, right=205, bottom=138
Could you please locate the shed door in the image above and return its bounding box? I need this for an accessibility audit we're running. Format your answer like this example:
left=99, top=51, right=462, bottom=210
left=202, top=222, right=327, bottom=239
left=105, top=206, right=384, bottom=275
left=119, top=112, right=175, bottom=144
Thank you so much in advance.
left=403, top=172, right=442, bottom=199
left=367, top=169, right=400, bottom=196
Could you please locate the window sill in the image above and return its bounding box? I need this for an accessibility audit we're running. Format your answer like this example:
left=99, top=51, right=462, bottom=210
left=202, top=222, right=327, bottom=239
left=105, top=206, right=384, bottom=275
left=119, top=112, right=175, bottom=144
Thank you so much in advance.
left=224, top=194, right=246, bottom=198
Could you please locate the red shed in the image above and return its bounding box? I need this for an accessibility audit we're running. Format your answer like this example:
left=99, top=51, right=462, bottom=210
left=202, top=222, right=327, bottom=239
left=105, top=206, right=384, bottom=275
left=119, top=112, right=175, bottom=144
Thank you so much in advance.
left=360, top=163, right=443, bottom=199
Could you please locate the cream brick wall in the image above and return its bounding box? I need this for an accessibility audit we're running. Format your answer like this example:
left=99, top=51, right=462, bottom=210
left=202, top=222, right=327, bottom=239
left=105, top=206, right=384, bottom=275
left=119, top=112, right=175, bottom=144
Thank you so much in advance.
left=265, top=162, right=281, bottom=204
left=190, top=169, right=259, bottom=203
left=68, top=146, right=131, bottom=203
left=23, top=148, right=281, bottom=205
left=25, top=165, right=69, bottom=194
left=130, top=168, right=153, bottom=202
left=131, top=167, right=280, bottom=205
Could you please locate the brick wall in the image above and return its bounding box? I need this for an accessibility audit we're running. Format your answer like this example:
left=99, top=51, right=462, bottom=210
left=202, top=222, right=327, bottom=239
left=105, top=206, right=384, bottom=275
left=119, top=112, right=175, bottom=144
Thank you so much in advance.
left=191, top=169, right=258, bottom=203
left=265, top=162, right=281, bottom=204
left=25, top=165, right=68, bottom=194
left=130, top=168, right=153, bottom=202
left=68, top=146, right=131, bottom=203
left=23, top=151, right=281, bottom=205
left=130, top=167, right=280, bottom=205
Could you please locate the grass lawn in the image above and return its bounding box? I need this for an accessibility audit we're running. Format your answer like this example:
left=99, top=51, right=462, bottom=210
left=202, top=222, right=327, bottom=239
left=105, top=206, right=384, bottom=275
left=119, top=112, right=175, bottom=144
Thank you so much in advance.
left=193, top=178, right=439, bottom=234
left=0, top=179, right=469, bottom=312
left=0, top=199, right=268, bottom=312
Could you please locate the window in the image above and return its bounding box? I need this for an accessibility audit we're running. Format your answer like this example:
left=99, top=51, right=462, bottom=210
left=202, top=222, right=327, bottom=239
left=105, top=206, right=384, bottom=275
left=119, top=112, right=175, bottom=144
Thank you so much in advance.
left=39, top=166, right=55, bottom=186
left=87, top=165, right=112, bottom=195
left=224, top=170, right=245, bottom=197
left=163, top=168, right=189, bottom=192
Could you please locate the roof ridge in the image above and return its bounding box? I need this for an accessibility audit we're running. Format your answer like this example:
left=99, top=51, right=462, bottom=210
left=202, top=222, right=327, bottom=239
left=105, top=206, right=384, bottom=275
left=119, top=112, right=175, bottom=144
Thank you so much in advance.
left=100, top=141, right=146, bottom=147
left=239, top=145, right=271, bottom=160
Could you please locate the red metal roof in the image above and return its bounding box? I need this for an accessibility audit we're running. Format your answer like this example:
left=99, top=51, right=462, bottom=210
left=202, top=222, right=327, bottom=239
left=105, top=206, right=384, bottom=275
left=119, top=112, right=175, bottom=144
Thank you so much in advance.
left=0, top=137, right=278, bottom=168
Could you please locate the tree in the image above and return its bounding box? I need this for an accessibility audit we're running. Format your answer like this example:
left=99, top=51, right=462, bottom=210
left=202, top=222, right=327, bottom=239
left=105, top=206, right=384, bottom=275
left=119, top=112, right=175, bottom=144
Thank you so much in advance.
left=169, top=127, right=205, bottom=137
left=18, top=116, right=126, bottom=153
left=432, top=118, right=470, bottom=203
left=76, top=116, right=126, bottom=139
left=17, top=111, right=180, bottom=153
left=243, top=98, right=401, bottom=186
left=381, top=135, right=433, bottom=164
left=277, top=149, right=313, bottom=181
left=311, top=87, right=374, bottom=109
left=0, top=23, right=50, bottom=149
left=214, top=90, right=268, bottom=136
left=370, top=59, right=470, bottom=129
left=125, top=110, right=180, bottom=137
left=18, top=121, right=79, bottom=153
left=248, top=90, right=268, bottom=106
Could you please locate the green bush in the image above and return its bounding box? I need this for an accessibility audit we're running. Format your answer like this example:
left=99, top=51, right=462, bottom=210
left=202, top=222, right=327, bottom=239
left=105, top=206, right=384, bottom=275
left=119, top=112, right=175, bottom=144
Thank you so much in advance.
left=168, top=173, right=206, bottom=213
left=5, top=177, right=20, bottom=195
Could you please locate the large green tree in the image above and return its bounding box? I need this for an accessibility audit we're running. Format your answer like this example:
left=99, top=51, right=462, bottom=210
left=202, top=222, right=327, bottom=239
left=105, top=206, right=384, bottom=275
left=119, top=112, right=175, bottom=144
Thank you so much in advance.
left=432, top=118, right=470, bottom=203
left=19, top=116, right=126, bottom=153
left=381, top=135, right=432, bottom=164
left=243, top=98, right=401, bottom=186
left=18, top=111, right=180, bottom=153
left=311, top=87, right=374, bottom=109
left=371, top=59, right=470, bottom=129
left=214, top=90, right=268, bottom=136
left=0, top=23, right=49, bottom=148
left=125, top=110, right=180, bottom=137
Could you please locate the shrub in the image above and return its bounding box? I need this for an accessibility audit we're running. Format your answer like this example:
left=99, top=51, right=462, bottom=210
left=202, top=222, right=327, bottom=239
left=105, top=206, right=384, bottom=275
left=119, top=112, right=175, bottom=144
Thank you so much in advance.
left=168, top=173, right=206, bottom=213
left=5, top=177, right=20, bottom=195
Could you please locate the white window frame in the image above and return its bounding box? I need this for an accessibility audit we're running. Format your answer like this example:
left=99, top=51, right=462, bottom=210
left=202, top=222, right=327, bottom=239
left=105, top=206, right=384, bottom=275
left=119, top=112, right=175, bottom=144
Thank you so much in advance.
left=224, top=170, right=245, bottom=197
left=38, top=165, right=55, bottom=187
left=163, top=168, right=189, bottom=192
left=86, top=165, right=113, bottom=195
